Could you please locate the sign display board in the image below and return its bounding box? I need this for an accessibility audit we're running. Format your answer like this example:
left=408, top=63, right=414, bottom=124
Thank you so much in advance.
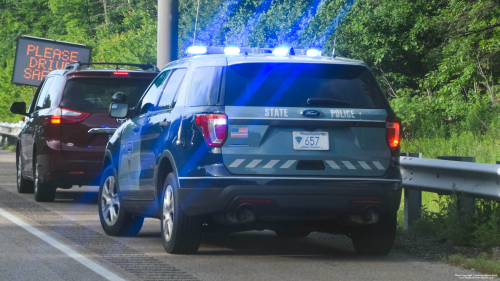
left=12, top=36, right=91, bottom=87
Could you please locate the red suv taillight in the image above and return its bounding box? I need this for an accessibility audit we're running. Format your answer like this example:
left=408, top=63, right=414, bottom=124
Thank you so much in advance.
left=195, top=114, right=227, bottom=147
left=386, top=117, right=401, bottom=150
left=45, top=107, right=90, bottom=124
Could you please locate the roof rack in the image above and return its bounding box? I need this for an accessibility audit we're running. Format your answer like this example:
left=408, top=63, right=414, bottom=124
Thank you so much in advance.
left=65, top=62, right=159, bottom=72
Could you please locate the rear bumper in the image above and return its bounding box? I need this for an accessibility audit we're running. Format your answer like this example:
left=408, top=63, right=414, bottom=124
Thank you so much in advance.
left=38, top=153, right=103, bottom=186
left=177, top=177, right=402, bottom=220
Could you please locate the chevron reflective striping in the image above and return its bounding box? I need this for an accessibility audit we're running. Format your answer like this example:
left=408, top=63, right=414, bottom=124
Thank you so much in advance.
left=372, top=161, right=385, bottom=170
left=229, top=159, right=245, bottom=168
left=342, top=161, right=356, bottom=170
left=326, top=160, right=341, bottom=169
left=358, top=161, right=372, bottom=170
left=263, top=160, right=279, bottom=168
left=246, top=159, right=262, bottom=168
left=280, top=160, right=297, bottom=169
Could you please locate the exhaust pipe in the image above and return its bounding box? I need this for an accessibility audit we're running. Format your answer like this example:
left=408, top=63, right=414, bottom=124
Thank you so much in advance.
left=225, top=204, right=255, bottom=224
left=349, top=207, right=380, bottom=224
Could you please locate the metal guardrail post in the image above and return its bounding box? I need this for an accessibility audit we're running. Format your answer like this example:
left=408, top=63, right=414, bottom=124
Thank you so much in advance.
left=401, top=152, right=423, bottom=230
left=436, top=156, right=476, bottom=218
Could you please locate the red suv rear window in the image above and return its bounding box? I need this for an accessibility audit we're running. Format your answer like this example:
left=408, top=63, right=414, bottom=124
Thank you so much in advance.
left=60, top=78, right=152, bottom=113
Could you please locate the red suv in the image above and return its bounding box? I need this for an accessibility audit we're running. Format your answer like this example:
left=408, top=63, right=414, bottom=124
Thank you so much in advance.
left=10, top=62, right=158, bottom=202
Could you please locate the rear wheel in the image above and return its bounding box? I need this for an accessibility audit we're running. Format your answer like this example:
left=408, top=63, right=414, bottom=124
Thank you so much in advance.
left=161, top=173, right=201, bottom=254
left=275, top=229, right=311, bottom=238
left=17, top=153, right=33, bottom=193
left=351, top=212, right=397, bottom=256
left=98, top=165, right=143, bottom=236
left=33, top=156, right=55, bottom=202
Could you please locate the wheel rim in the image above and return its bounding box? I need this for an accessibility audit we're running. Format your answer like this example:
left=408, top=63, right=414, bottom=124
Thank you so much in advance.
left=17, top=155, right=22, bottom=187
left=162, top=185, right=174, bottom=242
left=101, top=175, right=120, bottom=226
left=34, top=159, right=39, bottom=194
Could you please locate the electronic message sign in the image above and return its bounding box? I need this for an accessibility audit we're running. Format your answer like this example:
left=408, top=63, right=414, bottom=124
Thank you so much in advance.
left=12, top=36, right=91, bottom=87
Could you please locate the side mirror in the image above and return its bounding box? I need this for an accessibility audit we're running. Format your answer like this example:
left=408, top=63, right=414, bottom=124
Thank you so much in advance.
left=109, top=103, right=128, bottom=118
left=10, top=102, right=27, bottom=116
left=111, top=92, right=127, bottom=103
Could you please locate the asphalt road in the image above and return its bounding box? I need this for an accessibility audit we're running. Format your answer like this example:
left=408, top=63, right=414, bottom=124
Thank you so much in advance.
left=0, top=149, right=485, bottom=281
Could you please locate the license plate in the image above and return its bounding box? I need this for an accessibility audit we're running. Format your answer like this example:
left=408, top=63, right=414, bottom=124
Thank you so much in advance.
left=293, top=132, right=329, bottom=150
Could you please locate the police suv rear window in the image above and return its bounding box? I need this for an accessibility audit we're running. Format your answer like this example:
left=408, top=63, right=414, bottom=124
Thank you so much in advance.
left=224, top=63, right=385, bottom=109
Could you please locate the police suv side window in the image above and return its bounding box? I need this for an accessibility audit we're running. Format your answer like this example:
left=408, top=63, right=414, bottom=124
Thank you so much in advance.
left=188, top=67, right=222, bottom=106
left=35, top=76, right=54, bottom=111
left=157, top=68, right=187, bottom=110
left=138, top=70, right=170, bottom=115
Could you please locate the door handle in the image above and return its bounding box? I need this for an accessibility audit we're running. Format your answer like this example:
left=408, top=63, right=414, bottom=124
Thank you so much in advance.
left=159, top=121, right=170, bottom=128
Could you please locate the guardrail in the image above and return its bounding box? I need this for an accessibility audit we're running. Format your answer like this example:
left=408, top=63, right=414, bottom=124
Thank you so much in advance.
left=400, top=153, right=500, bottom=229
left=0, top=121, right=21, bottom=146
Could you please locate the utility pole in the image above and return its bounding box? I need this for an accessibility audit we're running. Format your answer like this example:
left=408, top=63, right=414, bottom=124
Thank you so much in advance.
left=157, top=0, right=179, bottom=69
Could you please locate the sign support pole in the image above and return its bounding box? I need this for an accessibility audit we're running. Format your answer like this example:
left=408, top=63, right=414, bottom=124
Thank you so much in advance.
left=157, top=0, right=178, bottom=69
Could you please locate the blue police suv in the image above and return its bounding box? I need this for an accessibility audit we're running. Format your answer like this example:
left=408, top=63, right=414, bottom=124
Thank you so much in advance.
left=100, top=46, right=402, bottom=255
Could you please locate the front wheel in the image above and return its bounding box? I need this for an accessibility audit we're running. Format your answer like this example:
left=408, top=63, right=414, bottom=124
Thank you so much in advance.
left=17, top=153, right=33, bottom=193
left=161, top=173, right=201, bottom=254
left=351, top=212, right=397, bottom=256
left=33, top=156, right=55, bottom=202
left=98, top=165, right=143, bottom=236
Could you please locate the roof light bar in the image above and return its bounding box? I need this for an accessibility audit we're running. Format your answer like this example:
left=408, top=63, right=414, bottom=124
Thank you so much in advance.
left=306, top=49, right=321, bottom=57
left=272, top=46, right=290, bottom=56
left=187, top=46, right=207, bottom=55
left=224, top=47, right=241, bottom=55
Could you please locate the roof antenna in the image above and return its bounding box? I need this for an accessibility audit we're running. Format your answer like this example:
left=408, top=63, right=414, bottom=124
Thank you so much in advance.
left=331, top=37, right=336, bottom=58
left=192, top=0, right=201, bottom=46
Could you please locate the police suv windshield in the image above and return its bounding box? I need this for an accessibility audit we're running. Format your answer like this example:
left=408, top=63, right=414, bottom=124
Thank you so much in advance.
left=225, top=63, right=385, bottom=109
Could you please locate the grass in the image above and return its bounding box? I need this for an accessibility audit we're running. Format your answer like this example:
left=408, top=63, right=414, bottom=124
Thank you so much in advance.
left=0, top=142, right=16, bottom=152
left=446, top=253, right=500, bottom=276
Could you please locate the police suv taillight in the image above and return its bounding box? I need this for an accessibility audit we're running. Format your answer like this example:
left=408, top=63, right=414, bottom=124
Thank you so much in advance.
left=195, top=114, right=227, bottom=147
left=386, top=117, right=401, bottom=150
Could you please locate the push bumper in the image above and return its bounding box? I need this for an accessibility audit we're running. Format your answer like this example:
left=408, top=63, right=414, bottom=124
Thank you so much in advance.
left=177, top=177, right=402, bottom=220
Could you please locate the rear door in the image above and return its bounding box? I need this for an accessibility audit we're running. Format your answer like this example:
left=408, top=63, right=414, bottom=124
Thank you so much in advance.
left=139, top=68, right=187, bottom=197
left=222, top=63, right=391, bottom=177
left=59, top=75, right=155, bottom=161
left=118, top=71, right=169, bottom=197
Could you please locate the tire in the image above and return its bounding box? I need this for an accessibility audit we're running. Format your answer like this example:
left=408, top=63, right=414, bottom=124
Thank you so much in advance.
left=351, top=212, right=397, bottom=256
left=161, top=173, right=201, bottom=254
left=98, top=165, right=144, bottom=237
left=17, top=152, right=33, bottom=193
left=33, top=156, right=55, bottom=202
left=275, top=229, right=311, bottom=238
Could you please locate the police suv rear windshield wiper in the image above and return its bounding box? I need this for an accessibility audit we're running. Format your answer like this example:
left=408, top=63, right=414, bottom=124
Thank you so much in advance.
left=307, top=98, right=352, bottom=107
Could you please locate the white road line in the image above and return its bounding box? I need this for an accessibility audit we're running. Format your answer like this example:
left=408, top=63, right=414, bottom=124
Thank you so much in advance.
left=229, top=159, right=245, bottom=168
left=280, top=160, right=297, bottom=169
left=358, top=161, right=372, bottom=170
left=263, top=160, right=279, bottom=169
left=0, top=207, right=124, bottom=281
left=246, top=159, right=262, bottom=168
left=372, top=161, right=385, bottom=170
left=326, top=160, right=341, bottom=169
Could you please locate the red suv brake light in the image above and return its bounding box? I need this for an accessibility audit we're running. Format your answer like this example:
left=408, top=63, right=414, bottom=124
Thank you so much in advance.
left=46, top=107, right=90, bottom=124
left=195, top=114, right=227, bottom=147
left=386, top=117, right=401, bottom=150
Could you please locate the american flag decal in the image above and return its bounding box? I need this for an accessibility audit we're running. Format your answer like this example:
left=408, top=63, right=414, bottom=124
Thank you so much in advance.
left=231, top=127, right=248, bottom=138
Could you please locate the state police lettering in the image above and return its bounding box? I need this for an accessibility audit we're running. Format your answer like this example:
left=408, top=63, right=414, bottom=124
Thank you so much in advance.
left=265, top=108, right=288, bottom=117
left=330, top=109, right=356, bottom=119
